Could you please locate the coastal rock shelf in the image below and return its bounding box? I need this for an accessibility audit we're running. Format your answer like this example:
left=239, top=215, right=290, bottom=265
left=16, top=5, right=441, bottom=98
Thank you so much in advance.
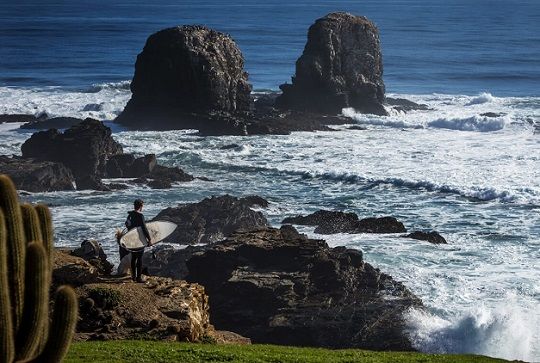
left=186, top=226, right=421, bottom=350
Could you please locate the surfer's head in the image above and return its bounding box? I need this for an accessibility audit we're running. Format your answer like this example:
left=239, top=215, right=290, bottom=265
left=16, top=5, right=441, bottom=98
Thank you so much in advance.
left=134, top=199, right=144, bottom=211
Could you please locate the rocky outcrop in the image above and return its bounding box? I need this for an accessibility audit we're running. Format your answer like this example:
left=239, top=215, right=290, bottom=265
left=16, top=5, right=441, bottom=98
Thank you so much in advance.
left=186, top=226, right=421, bottom=350
left=106, top=154, right=157, bottom=178
left=282, top=210, right=406, bottom=234
left=143, top=245, right=209, bottom=280
left=52, top=249, right=248, bottom=344
left=71, top=240, right=114, bottom=275
left=116, top=25, right=252, bottom=127
left=276, top=12, right=387, bottom=115
left=404, top=231, right=447, bottom=244
left=0, top=155, right=75, bottom=192
left=20, top=116, right=84, bottom=130
left=153, top=195, right=269, bottom=244
left=21, top=118, right=123, bottom=183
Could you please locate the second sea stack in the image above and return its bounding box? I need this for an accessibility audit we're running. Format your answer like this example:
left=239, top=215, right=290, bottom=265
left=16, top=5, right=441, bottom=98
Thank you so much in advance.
left=276, top=12, right=387, bottom=115
left=116, top=25, right=252, bottom=126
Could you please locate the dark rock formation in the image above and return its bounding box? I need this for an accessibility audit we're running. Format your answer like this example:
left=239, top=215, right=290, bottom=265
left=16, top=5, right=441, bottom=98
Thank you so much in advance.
left=0, top=155, right=75, bottom=192
left=143, top=244, right=209, bottom=280
left=21, top=118, right=123, bottom=183
left=276, top=12, right=387, bottom=115
left=186, top=226, right=421, bottom=350
left=386, top=98, right=430, bottom=112
left=106, top=154, right=157, bottom=178
left=282, top=210, right=406, bottom=234
left=0, top=114, right=45, bottom=124
left=116, top=25, right=252, bottom=127
left=404, top=231, right=447, bottom=244
left=71, top=239, right=114, bottom=275
left=20, top=116, right=84, bottom=130
left=153, top=195, right=269, bottom=244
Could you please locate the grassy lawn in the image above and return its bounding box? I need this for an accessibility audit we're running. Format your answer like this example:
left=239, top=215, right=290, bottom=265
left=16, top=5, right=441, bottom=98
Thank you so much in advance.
left=66, top=341, right=509, bottom=363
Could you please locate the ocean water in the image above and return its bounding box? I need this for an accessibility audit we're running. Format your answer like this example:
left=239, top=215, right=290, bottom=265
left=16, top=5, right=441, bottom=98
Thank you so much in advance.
left=1, top=0, right=539, bottom=361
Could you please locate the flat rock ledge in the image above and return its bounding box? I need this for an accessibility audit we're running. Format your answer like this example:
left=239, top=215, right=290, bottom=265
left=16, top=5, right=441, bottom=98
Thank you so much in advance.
left=53, top=249, right=249, bottom=344
left=282, top=210, right=407, bottom=234
left=185, top=226, right=422, bottom=350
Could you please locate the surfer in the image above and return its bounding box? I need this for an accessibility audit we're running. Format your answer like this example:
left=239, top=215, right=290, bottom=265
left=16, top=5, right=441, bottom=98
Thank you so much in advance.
left=125, top=199, right=151, bottom=282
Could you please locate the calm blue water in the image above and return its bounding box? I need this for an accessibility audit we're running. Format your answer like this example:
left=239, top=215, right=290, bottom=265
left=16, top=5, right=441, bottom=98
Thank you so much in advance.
left=0, top=0, right=539, bottom=95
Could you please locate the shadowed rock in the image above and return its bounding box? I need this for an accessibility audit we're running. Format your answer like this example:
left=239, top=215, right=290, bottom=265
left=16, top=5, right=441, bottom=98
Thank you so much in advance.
left=283, top=210, right=406, bottom=234
left=404, top=231, right=447, bottom=244
left=276, top=12, right=387, bottom=115
left=0, top=155, right=75, bottom=192
left=186, top=226, right=421, bottom=350
left=153, top=195, right=269, bottom=244
left=116, top=25, right=252, bottom=127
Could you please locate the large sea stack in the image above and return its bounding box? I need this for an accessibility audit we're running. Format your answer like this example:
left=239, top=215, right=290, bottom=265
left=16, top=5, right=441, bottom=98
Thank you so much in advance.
left=276, top=12, right=387, bottom=115
left=116, top=25, right=252, bottom=127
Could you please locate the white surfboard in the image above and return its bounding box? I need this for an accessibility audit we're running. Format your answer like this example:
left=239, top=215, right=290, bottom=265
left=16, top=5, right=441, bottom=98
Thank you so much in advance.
left=119, top=221, right=177, bottom=250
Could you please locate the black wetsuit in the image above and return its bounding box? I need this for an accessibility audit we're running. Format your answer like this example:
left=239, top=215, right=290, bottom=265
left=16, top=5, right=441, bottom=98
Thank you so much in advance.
left=125, top=210, right=150, bottom=281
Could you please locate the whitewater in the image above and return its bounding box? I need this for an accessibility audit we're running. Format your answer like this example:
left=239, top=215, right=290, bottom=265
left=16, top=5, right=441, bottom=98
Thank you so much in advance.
left=0, top=83, right=539, bottom=361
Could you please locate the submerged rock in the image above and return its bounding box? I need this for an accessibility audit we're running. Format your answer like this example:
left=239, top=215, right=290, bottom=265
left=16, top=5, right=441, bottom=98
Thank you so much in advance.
left=186, top=226, right=421, bottom=350
left=116, top=25, right=252, bottom=127
left=0, top=155, right=75, bottom=192
left=276, top=12, right=387, bottom=115
left=20, top=116, right=84, bottom=130
left=153, top=195, right=269, bottom=244
left=282, top=210, right=406, bottom=234
left=404, top=231, right=447, bottom=244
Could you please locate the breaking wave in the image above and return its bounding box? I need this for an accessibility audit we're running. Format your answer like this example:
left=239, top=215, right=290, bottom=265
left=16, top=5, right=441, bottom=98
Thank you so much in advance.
left=406, top=298, right=539, bottom=361
left=427, top=115, right=507, bottom=132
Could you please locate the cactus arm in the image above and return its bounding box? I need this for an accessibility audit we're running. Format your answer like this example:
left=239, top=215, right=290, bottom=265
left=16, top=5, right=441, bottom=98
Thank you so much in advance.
left=15, top=242, right=49, bottom=361
left=34, top=286, right=78, bottom=363
left=0, top=175, right=26, bottom=333
left=20, top=204, right=43, bottom=246
left=0, top=209, right=15, bottom=363
left=34, top=204, right=54, bottom=265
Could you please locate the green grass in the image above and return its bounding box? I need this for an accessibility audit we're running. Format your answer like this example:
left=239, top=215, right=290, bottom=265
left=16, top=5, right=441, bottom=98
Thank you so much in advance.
left=66, top=341, right=509, bottom=363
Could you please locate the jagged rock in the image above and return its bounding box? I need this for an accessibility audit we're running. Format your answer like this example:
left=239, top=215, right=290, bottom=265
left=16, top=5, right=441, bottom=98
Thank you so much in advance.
left=76, top=175, right=111, bottom=191
left=153, top=195, right=269, bottom=244
left=149, top=164, right=194, bottom=183
left=186, top=226, right=421, bottom=350
left=0, top=155, right=75, bottom=192
left=386, top=98, right=429, bottom=112
left=21, top=118, right=123, bottom=184
left=283, top=210, right=406, bottom=234
left=404, top=231, right=447, bottom=244
left=143, top=245, right=209, bottom=280
left=148, top=178, right=172, bottom=189
left=71, top=240, right=114, bottom=275
left=20, top=116, right=84, bottom=130
left=53, top=249, right=247, bottom=344
left=116, top=25, right=252, bottom=127
left=276, top=12, right=387, bottom=115
left=106, top=154, right=157, bottom=178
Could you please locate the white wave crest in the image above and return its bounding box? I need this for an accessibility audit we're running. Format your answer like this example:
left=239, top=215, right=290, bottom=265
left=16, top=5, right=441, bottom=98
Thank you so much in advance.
left=427, top=115, right=507, bottom=132
left=466, top=92, right=496, bottom=105
left=406, top=298, right=539, bottom=361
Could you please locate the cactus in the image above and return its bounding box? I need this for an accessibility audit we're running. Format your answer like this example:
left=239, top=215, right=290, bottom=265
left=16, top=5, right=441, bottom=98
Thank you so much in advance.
left=0, top=175, right=78, bottom=362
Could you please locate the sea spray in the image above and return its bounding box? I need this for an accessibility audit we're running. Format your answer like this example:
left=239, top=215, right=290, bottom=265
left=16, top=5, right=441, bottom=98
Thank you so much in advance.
left=406, top=296, right=539, bottom=361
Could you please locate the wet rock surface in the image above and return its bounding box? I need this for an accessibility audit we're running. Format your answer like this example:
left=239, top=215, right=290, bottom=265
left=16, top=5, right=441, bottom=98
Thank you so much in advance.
left=153, top=195, right=270, bottom=244
left=186, top=226, right=421, bottom=350
left=404, top=231, right=447, bottom=244
left=282, top=210, right=407, bottom=234
left=276, top=12, right=387, bottom=115
left=0, top=155, right=75, bottom=192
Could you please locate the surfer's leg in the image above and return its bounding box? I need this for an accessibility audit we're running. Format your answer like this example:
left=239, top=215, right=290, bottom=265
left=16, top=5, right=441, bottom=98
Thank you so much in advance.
left=130, top=252, right=137, bottom=281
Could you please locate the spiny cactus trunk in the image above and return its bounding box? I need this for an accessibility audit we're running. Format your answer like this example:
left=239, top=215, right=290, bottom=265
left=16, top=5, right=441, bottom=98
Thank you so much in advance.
left=0, top=175, right=78, bottom=363
left=35, top=286, right=78, bottom=363
left=0, top=175, right=26, bottom=334
left=0, top=209, right=15, bottom=363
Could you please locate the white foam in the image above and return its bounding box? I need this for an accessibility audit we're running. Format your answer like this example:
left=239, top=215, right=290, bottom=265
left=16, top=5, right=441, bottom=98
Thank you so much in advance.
left=427, top=115, right=507, bottom=132
left=406, top=296, right=539, bottom=361
left=466, top=92, right=496, bottom=105
left=0, top=81, right=131, bottom=121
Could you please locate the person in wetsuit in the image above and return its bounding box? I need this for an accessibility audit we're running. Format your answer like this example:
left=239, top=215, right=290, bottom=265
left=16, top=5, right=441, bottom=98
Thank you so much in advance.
left=125, top=199, right=151, bottom=282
